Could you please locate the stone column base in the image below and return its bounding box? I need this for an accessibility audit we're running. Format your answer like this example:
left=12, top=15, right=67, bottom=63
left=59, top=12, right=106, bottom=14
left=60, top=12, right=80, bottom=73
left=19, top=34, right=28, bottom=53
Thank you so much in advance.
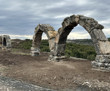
left=2, top=47, right=11, bottom=51
left=92, top=55, right=110, bottom=70
left=48, top=55, right=66, bottom=62
left=31, top=47, right=40, bottom=56
left=31, top=51, right=39, bottom=56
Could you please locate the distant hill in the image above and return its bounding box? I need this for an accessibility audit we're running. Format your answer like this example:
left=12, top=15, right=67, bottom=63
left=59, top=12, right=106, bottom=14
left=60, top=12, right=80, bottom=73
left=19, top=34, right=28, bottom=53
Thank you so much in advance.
left=67, top=39, right=93, bottom=46
left=11, top=38, right=110, bottom=48
left=67, top=38, right=110, bottom=46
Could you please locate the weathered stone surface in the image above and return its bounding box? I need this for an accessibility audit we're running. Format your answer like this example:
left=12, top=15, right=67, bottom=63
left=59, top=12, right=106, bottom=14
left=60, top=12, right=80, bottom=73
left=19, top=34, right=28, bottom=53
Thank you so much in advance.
left=93, top=43, right=101, bottom=55
left=49, top=38, right=55, bottom=52
left=0, top=35, right=11, bottom=50
left=92, top=61, right=110, bottom=69
left=98, top=41, right=110, bottom=54
left=31, top=14, right=110, bottom=70
left=31, top=24, right=56, bottom=56
left=48, top=31, right=57, bottom=39
left=95, top=55, right=110, bottom=63
left=70, top=15, right=76, bottom=23
left=92, top=54, right=110, bottom=70
left=54, top=44, right=66, bottom=56
left=90, top=29, right=107, bottom=42
left=62, top=17, right=70, bottom=28
left=31, top=47, right=40, bottom=56
left=75, top=15, right=80, bottom=23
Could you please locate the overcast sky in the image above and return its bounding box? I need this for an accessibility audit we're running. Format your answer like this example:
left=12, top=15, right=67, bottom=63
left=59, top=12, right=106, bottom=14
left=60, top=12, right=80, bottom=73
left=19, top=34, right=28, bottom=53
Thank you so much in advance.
left=0, top=0, right=110, bottom=39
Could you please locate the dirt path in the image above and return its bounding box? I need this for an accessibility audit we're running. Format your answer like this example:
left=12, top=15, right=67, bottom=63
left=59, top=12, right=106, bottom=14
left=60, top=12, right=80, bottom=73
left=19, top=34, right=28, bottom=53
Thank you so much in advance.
left=0, top=51, right=110, bottom=90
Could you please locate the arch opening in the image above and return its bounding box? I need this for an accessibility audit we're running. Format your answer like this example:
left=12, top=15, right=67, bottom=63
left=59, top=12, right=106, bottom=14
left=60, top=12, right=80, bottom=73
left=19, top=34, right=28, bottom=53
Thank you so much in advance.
left=3, top=38, right=7, bottom=46
left=1, top=35, right=11, bottom=50
left=66, top=25, right=96, bottom=60
left=31, top=24, right=57, bottom=57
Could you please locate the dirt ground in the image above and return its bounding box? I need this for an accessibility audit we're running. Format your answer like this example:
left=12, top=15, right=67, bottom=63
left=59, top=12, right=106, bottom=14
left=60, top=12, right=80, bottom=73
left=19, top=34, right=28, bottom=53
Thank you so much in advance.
left=0, top=50, right=110, bottom=90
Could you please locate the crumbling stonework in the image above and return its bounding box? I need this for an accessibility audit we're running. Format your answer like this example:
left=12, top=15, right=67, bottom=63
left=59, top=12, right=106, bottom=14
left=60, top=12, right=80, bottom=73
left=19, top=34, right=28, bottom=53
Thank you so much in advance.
left=53, top=15, right=110, bottom=69
left=32, top=15, right=110, bottom=70
left=0, top=35, right=11, bottom=50
left=31, top=24, right=57, bottom=56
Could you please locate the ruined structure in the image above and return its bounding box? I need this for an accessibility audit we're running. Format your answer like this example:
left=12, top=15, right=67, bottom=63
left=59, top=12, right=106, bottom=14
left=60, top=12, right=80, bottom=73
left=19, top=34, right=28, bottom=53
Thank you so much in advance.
left=31, top=24, right=57, bottom=56
left=0, top=35, right=11, bottom=50
left=32, top=15, right=110, bottom=69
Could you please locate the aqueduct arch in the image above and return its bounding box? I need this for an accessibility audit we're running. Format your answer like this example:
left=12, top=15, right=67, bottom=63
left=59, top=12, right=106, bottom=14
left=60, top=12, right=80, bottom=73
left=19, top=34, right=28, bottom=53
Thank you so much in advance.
left=32, top=15, right=110, bottom=69
left=53, top=15, right=110, bottom=68
left=31, top=24, right=57, bottom=56
left=0, top=35, right=11, bottom=50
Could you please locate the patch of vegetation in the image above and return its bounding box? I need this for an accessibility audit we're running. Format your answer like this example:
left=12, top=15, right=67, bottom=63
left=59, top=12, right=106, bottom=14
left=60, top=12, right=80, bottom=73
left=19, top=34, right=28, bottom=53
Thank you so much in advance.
left=40, top=40, right=50, bottom=52
left=65, top=43, right=96, bottom=60
left=12, top=39, right=97, bottom=60
left=19, top=39, right=32, bottom=49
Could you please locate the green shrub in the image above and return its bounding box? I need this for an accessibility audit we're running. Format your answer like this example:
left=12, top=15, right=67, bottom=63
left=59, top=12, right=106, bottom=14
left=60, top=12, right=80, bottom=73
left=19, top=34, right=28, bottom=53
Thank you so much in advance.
left=14, top=39, right=96, bottom=60
left=65, top=43, right=96, bottom=60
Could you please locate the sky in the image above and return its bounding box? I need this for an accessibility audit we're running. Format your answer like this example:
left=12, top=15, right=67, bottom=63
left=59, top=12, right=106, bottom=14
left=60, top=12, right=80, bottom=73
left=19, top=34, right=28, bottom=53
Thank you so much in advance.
left=0, top=0, right=110, bottom=39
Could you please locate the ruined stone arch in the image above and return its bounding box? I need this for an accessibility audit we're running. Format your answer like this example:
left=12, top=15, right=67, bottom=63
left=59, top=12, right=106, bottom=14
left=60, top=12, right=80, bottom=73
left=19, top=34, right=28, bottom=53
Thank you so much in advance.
left=0, top=35, right=11, bottom=50
left=31, top=24, right=57, bottom=56
left=53, top=15, right=110, bottom=68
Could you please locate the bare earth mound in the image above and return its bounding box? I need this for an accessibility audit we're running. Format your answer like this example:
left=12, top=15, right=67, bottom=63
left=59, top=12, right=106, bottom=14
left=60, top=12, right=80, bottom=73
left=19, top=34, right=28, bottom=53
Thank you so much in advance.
left=0, top=51, right=110, bottom=90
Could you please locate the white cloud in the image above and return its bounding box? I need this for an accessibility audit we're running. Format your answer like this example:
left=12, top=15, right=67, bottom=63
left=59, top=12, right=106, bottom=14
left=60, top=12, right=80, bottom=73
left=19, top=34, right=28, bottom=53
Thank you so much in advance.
left=8, top=32, right=90, bottom=40
left=67, top=32, right=90, bottom=39
left=0, top=0, right=23, bottom=11
left=45, top=1, right=66, bottom=9
left=0, top=34, right=48, bottom=40
left=0, top=0, right=110, bottom=40
left=103, top=28, right=110, bottom=37
left=6, top=34, right=33, bottom=39
left=54, top=14, right=73, bottom=19
left=0, top=16, right=7, bottom=19
left=75, top=0, right=89, bottom=5
left=99, top=19, right=110, bottom=25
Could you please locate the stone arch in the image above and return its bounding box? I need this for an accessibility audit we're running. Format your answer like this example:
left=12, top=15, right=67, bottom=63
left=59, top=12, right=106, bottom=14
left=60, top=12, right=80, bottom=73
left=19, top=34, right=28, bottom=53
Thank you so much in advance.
left=1, top=35, right=11, bottom=50
left=53, top=15, right=110, bottom=68
left=3, top=37, right=7, bottom=46
left=31, top=24, right=57, bottom=56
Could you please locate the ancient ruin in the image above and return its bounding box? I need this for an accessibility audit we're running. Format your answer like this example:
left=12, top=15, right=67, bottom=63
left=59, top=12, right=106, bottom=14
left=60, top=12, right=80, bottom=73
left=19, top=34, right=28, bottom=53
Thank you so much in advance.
left=31, top=24, right=57, bottom=57
left=0, top=35, right=11, bottom=50
left=32, top=15, right=110, bottom=69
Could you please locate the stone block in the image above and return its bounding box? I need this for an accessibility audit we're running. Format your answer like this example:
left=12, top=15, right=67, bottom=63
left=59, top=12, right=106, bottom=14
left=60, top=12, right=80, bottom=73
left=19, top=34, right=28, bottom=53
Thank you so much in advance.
left=79, top=20, right=85, bottom=26
left=31, top=51, right=40, bottom=56
left=98, top=41, right=110, bottom=54
left=95, top=55, right=110, bottom=63
left=70, top=15, right=76, bottom=23
left=75, top=15, right=80, bottom=24
left=90, top=29, right=107, bottom=42
left=62, top=17, right=70, bottom=28
left=31, top=47, right=40, bottom=52
left=49, top=38, right=55, bottom=51
left=93, top=43, right=101, bottom=55
left=54, top=44, right=66, bottom=56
